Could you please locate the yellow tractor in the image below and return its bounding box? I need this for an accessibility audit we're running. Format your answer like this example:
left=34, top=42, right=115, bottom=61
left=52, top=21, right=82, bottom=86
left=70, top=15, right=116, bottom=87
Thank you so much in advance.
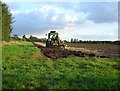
left=46, top=31, right=65, bottom=48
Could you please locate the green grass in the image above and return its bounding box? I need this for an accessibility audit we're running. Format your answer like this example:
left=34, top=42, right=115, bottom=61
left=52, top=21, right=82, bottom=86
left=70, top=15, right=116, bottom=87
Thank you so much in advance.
left=2, top=42, right=120, bottom=90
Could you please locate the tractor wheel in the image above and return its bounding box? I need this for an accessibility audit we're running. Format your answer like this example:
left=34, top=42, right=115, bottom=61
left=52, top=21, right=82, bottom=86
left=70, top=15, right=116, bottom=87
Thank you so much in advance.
left=46, top=40, right=50, bottom=47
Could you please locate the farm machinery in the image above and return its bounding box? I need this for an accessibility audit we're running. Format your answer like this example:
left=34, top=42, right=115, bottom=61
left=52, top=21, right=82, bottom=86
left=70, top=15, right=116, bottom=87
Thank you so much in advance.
left=46, top=31, right=65, bottom=49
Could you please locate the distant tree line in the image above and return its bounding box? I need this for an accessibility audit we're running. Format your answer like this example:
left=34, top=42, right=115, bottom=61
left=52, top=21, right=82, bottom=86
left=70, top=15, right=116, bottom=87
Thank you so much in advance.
left=70, top=38, right=120, bottom=45
left=11, top=35, right=47, bottom=42
left=11, top=35, right=120, bottom=45
left=11, top=34, right=21, bottom=40
left=25, top=35, right=47, bottom=42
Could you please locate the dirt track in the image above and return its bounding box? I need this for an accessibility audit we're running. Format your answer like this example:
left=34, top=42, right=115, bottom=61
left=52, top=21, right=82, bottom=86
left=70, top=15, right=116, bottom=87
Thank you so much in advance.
left=32, top=42, right=112, bottom=59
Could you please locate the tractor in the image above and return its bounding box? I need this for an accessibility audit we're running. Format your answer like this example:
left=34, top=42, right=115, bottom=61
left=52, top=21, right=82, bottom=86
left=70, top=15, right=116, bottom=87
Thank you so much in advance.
left=46, top=31, right=65, bottom=48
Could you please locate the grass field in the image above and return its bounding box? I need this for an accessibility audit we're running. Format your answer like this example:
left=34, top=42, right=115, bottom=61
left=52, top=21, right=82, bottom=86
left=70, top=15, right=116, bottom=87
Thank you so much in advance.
left=2, top=42, right=120, bottom=90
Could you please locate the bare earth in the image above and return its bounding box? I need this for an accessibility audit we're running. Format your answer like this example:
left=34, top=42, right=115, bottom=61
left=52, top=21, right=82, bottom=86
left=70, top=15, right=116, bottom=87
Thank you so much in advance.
left=32, top=42, right=119, bottom=59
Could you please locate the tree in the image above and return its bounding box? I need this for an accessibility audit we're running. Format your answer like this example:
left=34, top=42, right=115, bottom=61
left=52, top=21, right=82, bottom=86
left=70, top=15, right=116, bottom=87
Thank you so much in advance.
left=1, top=1, right=14, bottom=42
left=63, top=40, right=69, bottom=43
left=11, top=34, right=20, bottom=40
left=71, top=38, right=73, bottom=43
left=22, top=35, right=27, bottom=41
left=29, top=35, right=37, bottom=42
left=76, top=38, right=78, bottom=43
left=73, top=38, right=77, bottom=43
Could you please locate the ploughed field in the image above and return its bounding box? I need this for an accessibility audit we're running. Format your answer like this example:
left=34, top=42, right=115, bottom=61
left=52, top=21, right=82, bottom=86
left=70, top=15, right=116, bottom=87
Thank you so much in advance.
left=33, top=42, right=119, bottom=59
left=66, top=43, right=120, bottom=58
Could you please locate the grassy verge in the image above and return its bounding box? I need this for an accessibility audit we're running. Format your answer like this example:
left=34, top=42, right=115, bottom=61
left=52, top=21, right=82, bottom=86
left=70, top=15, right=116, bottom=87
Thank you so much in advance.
left=2, top=42, right=119, bottom=90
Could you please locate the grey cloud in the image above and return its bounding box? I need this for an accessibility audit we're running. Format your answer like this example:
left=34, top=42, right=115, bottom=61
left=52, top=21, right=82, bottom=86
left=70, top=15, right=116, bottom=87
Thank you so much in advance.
left=12, top=8, right=66, bottom=36
left=75, top=2, right=118, bottom=23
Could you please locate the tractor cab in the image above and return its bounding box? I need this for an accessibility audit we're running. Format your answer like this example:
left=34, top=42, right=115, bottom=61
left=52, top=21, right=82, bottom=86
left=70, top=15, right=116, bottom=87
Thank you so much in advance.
left=48, top=31, right=58, bottom=40
left=46, top=31, right=65, bottom=48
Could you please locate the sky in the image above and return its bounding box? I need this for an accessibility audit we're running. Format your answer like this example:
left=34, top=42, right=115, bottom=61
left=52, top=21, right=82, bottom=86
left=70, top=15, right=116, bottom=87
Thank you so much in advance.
left=4, top=1, right=118, bottom=41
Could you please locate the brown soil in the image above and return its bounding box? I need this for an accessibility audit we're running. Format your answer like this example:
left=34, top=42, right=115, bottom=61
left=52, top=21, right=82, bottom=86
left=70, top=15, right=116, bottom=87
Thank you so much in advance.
left=66, top=43, right=120, bottom=58
left=32, top=42, right=118, bottom=59
left=40, top=47, right=109, bottom=59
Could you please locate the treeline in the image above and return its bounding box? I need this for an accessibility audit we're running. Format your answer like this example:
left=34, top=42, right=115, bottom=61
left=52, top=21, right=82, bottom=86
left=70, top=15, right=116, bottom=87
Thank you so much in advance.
left=11, top=34, right=120, bottom=45
left=70, top=38, right=120, bottom=45
left=11, top=35, right=47, bottom=42
left=24, top=35, right=47, bottom=42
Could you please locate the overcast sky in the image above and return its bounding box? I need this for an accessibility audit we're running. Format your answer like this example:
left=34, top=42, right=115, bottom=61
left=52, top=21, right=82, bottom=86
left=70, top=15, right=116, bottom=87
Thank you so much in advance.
left=5, top=1, right=118, bottom=41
